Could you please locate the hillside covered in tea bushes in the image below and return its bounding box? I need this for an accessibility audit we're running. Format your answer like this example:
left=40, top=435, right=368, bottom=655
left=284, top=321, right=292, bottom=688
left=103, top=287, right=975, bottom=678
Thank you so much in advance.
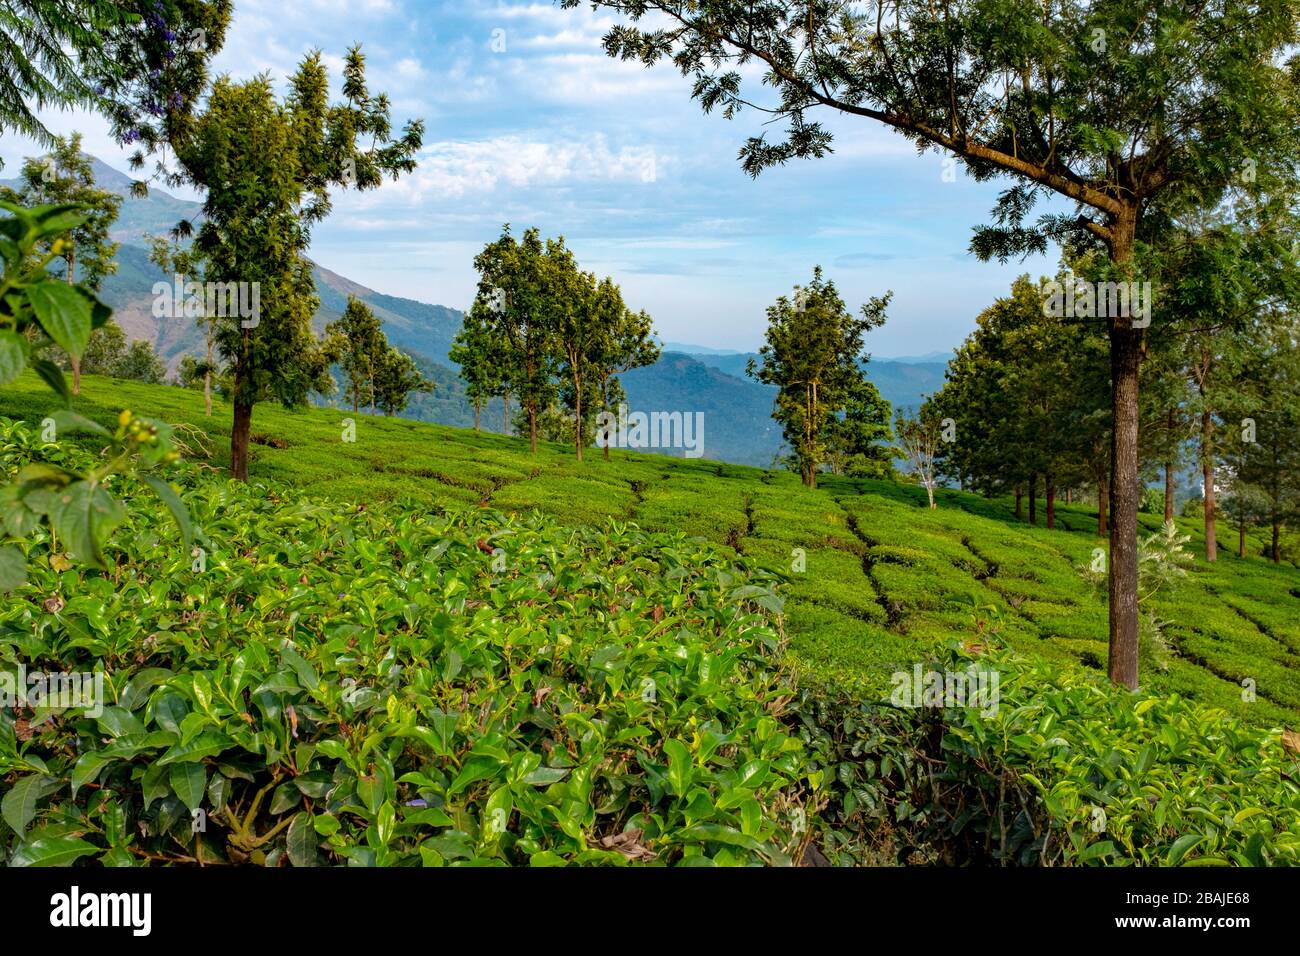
left=1, top=372, right=1299, bottom=866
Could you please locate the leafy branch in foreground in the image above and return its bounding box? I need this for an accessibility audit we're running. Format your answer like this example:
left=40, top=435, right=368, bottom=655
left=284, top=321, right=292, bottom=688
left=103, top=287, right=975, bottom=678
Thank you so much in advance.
left=0, top=200, right=190, bottom=590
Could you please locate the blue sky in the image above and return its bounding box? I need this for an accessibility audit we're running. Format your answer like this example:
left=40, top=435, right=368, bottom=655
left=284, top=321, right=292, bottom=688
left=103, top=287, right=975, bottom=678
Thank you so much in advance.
left=3, top=0, right=1063, bottom=355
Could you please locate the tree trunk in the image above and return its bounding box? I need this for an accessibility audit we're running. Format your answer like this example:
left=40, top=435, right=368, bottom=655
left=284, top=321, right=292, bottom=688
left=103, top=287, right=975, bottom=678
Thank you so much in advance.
left=1046, top=474, right=1056, bottom=530
left=67, top=251, right=82, bottom=396
left=502, top=392, right=511, bottom=436
left=204, top=331, right=214, bottom=417
left=528, top=405, right=538, bottom=454
left=573, top=369, right=584, bottom=461
left=1201, top=410, right=1217, bottom=562
left=601, top=380, right=611, bottom=461
left=1065, top=489, right=1072, bottom=505
left=1097, top=472, right=1109, bottom=536
left=473, top=402, right=480, bottom=432
left=1028, top=472, right=1037, bottom=525
left=1014, top=486, right=1023, bottom=518
left=1164, top=461, right=1174, bottom=524
left=1238, top=519, right=1246, bottom=559
left=1272, top=517, right=1281, bottom=564
left=1107, top=324, right=1142, bottom=690
left=1163, top=408, right=1176, bottom=523
left=230, top=383, right=253, bottom=482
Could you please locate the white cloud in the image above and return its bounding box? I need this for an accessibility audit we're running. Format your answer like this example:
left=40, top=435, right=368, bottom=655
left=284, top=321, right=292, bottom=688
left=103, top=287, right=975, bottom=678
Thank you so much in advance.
left=395, top=57, right=426, bottom=79
left=393, top=133, right=666, bottom=200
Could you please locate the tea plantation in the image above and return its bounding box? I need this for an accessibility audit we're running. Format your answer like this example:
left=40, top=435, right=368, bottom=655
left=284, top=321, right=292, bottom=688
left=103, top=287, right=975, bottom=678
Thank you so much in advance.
left=2, top=372, right=1299, bottom=865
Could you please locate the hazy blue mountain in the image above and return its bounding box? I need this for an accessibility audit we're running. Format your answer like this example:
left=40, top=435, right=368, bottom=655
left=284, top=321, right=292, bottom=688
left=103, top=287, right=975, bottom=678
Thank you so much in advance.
left=658, top=340, right=745, bottom=355
left=680, top=350, right=947, bottom=416
left=621, top=353, right=784, bottom=466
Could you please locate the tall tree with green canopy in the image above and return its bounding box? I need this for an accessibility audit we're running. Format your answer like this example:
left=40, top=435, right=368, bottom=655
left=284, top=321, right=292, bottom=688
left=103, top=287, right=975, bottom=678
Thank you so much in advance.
left=1144, top=196, right=1300, bottom=561
left=173, top=48, right=423, bottom=480
left=552, top=262, right=657, bottom=461
left=471, top=225, right=557, bottom=454
left=1230, top=314, right=1300, bottom=562
left=372, top=346, right=432, bottom=417
left=449, top=305, right=504, bottom=432
left=546, top=242, right=599, bottom=459
left=590, top=302, right=658, bottom=461
left=567, top=0, right=1300, bottom=688
left=80, top=319, right=128, bottom=376
left=325, top=296, right=386, bottom=414
left=146, top=233, right=218, bottom=414
left=748, top=267, right=890, bottom=488
left=933, top=273, right=1110, bottom=527
left=824, top=374, right=895, bottom=478
left=0, top=133, right=122, bottom=394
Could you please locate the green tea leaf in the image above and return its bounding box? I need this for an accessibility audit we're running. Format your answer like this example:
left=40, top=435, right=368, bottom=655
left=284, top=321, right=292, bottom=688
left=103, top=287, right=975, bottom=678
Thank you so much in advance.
left=0, top=330, right=27, bottom=385
left=169, top=763, right=207, bottom=812
left=27, top=282, right=92, bottom=358
left=0, top=544, right=26, bottom=592
left=287, top=812, right=318, bottom=867
left=141, top=476, right=193, bottom=553
left=2, top=774, right=61, bottom=832
left=8, top=836, right=99, bottom=867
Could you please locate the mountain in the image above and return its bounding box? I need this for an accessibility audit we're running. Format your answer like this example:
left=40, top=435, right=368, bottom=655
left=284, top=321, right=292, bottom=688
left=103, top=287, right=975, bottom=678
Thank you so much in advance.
left=680, top=350, right=947, bottom=416
left=658, top=340, right=745, bottom=355
left=10, top=155, right=951, bottom=465
left=622, top=353, right=783, bottom=465
left=877, top=350, right=954, bottom=364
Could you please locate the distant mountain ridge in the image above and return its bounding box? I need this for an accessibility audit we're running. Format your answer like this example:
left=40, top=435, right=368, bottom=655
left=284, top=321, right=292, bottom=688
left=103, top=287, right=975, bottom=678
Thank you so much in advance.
left=3, top=157, right=949, bottom=465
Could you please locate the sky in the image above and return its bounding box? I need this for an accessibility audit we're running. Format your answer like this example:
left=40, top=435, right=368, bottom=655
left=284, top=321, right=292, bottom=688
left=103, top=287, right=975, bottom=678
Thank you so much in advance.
left=1, top=0, right=1065, bottom=356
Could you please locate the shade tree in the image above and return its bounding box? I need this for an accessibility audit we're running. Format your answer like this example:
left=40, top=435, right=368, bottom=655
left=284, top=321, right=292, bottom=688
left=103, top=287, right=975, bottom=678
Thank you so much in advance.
left=748, top=267, right=891, bottom=488
left=172, top=48, right=422, bottom=480
left=566, top=0, right=1300, bottom=688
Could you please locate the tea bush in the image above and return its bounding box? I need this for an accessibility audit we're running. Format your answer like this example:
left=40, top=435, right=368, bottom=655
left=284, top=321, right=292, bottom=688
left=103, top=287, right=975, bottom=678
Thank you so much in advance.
left=0, top=421, right=811, bottom=865
left=6, top=373, right=1299, bottom=730
left=798, top=645, right=1300, bottom=866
